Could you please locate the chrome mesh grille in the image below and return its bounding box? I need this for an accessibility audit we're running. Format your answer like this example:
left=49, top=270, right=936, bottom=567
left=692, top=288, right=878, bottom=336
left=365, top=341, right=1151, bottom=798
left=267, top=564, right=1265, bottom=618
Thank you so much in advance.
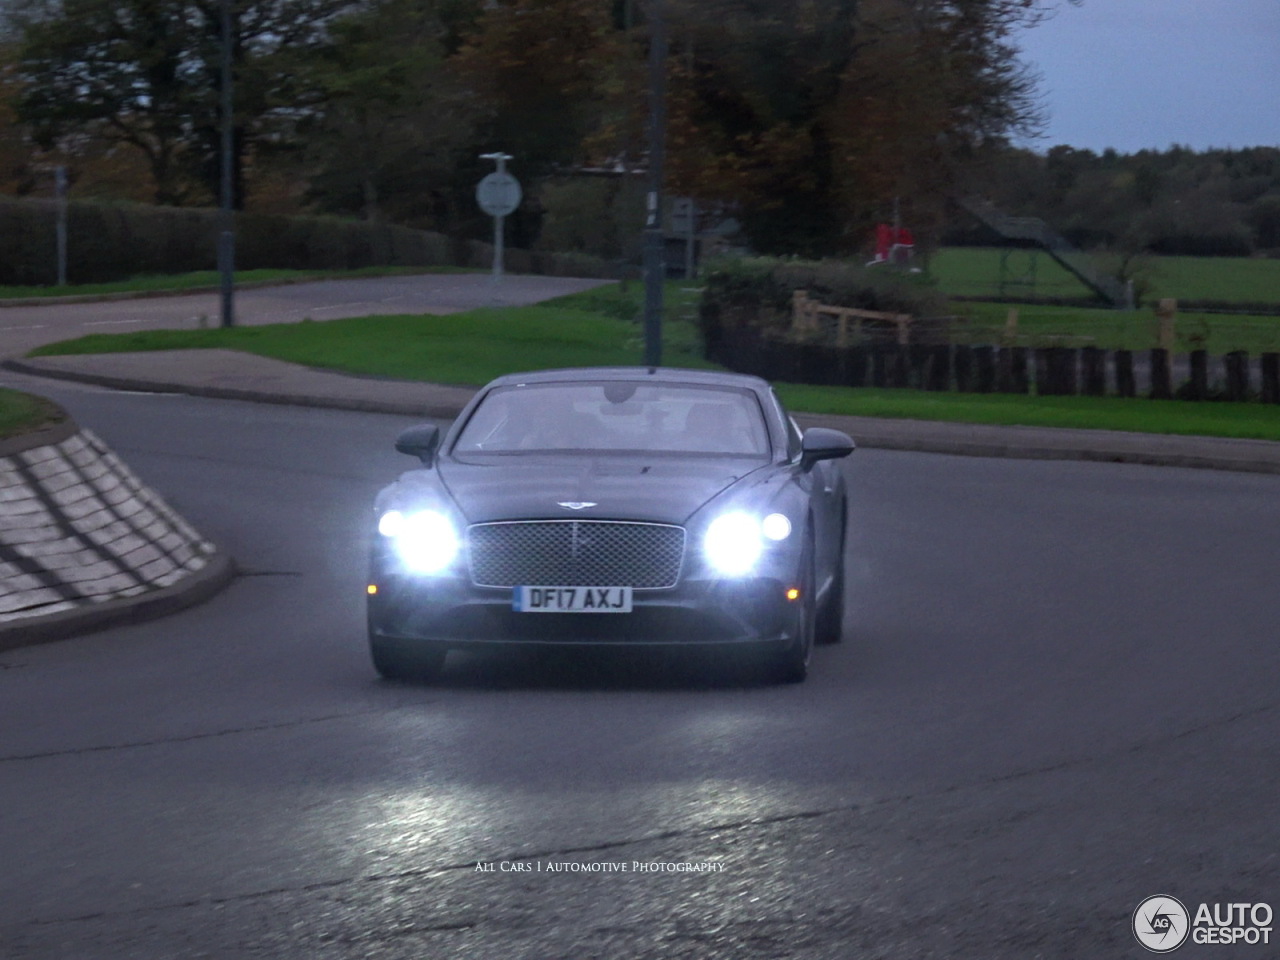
left=467, top=521, right=685, bottom=589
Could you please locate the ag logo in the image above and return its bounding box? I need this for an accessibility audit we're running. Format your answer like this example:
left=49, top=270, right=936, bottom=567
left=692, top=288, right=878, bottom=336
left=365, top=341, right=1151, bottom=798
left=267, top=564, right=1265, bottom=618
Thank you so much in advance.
left=1133, top=895, right=1190, bottom=953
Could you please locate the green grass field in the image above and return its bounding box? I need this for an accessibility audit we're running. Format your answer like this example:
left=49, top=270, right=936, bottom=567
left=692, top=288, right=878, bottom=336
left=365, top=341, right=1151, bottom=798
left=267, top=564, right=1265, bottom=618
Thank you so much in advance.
left=28, top=282, right=1280, bottom=442
left=929, top=247, right=1095, bottom=299
left=955, top=301, right=1280, bottom=353
left=929, top=247, right=1280, bottom=304
left=30, top=283, right=712, bottom=386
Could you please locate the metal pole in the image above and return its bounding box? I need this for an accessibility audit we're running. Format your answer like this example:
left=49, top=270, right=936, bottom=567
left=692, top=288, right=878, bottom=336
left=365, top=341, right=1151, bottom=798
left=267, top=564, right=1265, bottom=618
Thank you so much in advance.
left=479, top=152, right=514, bottom=286
left=218, top=0, right=235, bottom=327
left=641, top=0, right=666, bottom=368
left=494, top=214, right=504, bottom=283
left=684, top=199, right=696, bottom=281
left=54, top=166, right=68, bottom=287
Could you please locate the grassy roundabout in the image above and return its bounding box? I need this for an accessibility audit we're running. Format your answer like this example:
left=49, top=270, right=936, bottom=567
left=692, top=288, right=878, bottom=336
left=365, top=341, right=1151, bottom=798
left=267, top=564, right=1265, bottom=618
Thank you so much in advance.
left=0, top=388, right=68, bottom=439
left=25, top=280, right=1280, bottom=443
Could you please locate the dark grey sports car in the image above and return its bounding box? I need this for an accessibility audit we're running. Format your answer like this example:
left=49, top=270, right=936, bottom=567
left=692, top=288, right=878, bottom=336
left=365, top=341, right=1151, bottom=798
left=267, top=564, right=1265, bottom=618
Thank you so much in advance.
left=366, top=367, right=854, bottom=683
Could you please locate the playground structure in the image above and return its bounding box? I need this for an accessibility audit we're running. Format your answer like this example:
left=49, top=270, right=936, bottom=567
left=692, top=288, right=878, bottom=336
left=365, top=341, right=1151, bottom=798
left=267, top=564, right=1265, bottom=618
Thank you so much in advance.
left=958, top=196, right=1131, bottom=307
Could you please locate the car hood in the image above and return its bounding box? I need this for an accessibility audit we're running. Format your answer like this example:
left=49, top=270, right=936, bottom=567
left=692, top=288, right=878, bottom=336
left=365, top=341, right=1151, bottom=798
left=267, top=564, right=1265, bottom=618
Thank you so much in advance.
left=435, top=454, right=771, bottom=525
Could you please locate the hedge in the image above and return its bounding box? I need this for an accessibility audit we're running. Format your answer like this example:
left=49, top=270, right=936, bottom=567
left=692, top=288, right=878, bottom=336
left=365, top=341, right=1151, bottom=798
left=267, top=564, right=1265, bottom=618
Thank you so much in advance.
left=698, top=256, right=951, bottom=363
left=0, top=197, right=620, bottom=286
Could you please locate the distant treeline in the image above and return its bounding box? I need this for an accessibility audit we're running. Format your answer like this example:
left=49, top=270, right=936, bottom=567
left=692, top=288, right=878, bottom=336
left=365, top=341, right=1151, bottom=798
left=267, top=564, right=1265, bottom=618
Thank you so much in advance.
left=949, top=145, right=1280, bottom=257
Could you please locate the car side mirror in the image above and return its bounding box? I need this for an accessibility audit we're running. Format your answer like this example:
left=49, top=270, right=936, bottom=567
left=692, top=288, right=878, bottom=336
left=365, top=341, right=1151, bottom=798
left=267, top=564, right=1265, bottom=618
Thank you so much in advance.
left=800, top=427, right=855, bottom=470
left=395, top=424, right=441, bottom=466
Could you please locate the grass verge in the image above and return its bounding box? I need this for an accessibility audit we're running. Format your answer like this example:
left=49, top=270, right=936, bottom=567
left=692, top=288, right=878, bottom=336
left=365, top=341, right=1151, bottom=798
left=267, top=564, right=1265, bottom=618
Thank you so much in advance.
left=0, top=388, right=67, bottom=439
left=29, top=282, right=711, bottom=386
left=775, top=385, right=1280, bottom=441
left=26, top=281, right=1280, bottom=442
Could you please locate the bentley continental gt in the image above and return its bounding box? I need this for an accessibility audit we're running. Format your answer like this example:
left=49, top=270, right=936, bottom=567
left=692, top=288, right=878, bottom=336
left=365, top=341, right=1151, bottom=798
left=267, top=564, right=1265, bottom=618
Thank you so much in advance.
left=367, top=367, right=854, bottom=683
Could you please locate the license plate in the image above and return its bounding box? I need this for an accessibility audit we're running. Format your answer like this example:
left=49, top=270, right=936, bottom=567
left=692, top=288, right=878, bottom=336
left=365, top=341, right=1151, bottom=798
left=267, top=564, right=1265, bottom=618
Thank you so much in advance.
left=513, top=586, right=633, bottom=613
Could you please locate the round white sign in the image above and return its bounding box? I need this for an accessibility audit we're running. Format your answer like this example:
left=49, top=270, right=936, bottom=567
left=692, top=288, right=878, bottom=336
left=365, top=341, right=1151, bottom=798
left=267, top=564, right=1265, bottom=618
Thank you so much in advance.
left=476, top=172, right=522, bottom=217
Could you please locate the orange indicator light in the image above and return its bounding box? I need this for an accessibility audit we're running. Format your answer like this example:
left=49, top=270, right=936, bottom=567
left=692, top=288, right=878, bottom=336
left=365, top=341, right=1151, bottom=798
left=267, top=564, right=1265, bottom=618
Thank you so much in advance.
left=786, top=587, right=801, bottom=601
left=367, top=584, right=378, bottom=595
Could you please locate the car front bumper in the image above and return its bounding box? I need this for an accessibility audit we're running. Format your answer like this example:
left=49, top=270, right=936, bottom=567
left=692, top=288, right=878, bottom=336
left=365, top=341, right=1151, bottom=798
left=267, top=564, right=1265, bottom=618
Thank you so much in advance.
left=367, top=571, right=802, bottom=649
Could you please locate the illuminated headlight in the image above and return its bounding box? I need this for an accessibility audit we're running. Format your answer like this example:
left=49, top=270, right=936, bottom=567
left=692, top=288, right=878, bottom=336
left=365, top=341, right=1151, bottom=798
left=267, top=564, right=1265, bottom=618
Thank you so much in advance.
left=703, top=512, right=792, bottom=576
left=378, top=509, right=460, bottom=574
left=761, top=512, right=792, bottom=541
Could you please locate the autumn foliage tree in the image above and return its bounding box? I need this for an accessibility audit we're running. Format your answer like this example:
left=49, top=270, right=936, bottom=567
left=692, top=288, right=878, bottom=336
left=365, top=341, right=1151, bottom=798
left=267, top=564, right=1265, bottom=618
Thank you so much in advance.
left=9, top=0, right=364, bottom=207
left=657, top=0, right=1055, bottom=255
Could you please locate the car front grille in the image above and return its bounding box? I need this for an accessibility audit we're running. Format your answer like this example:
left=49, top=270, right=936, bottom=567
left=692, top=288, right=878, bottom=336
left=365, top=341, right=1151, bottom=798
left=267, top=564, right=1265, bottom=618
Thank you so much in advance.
left=467, top=520, right=685, bottom=589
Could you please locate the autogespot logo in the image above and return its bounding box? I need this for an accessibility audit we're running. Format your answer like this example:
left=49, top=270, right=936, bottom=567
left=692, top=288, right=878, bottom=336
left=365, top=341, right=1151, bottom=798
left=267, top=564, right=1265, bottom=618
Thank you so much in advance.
left=1134, top=895, right=1191, bottom=953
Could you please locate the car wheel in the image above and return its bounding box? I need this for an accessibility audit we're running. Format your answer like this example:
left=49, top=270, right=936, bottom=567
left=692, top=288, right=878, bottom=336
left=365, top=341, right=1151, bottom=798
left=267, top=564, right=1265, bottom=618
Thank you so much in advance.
left=369, top=632, right=447, bottom=681
left=769, top=535, right=816, bottom=684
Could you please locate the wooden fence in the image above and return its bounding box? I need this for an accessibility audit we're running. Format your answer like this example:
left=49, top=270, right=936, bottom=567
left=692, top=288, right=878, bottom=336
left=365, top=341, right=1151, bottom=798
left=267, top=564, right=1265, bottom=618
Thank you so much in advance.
left=708, top=328, right=1280, bottom=402
left=700, top=292, right=1279, bottom=401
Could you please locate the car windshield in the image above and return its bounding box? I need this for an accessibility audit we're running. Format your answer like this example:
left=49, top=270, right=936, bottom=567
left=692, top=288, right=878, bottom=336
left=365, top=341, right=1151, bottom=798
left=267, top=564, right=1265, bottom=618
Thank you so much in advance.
left=453, top=381, right=771, bottom=457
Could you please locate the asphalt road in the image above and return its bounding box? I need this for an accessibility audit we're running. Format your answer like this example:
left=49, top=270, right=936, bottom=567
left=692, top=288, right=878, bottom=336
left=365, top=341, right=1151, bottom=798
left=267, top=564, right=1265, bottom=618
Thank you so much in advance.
left=0, top=376, right=1275, bottom=958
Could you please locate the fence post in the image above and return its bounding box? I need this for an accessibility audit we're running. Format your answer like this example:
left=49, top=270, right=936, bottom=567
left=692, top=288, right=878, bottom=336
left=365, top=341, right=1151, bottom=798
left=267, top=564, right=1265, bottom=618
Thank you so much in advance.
left=889, top=346, right=910, bottom=387
left=1082, top=346, right=1106, bottom=396
left=1009, top=347, right=1029, bottom=394
left=974, top=345, right=995, bottom=393
left=1151, top=300, right=1177, bottom=399
left=1187, top=350, right=1208, bottom=401
left=1041, top=347, right=1078, bottom=396
left=954, top=345, right=974, bottom=392
left=1224, top=351, right=1250, bottom=402
left=870, top=346, right=888, bottom=387
left=1115, top=350, right=1135, bottom=398
left=1262, top=353, right=1279, bottom=404
left=1150, top=348, right=1173, bottom=399
left=1004, top=307, right=1019, bottom=344
left=1156, top=298, right=1177, bottom=352
left=846, top=345, right=867, bottom=388
left=926, top=344, right=951, bottom=391
left=909, top=344, right=930, bottom=388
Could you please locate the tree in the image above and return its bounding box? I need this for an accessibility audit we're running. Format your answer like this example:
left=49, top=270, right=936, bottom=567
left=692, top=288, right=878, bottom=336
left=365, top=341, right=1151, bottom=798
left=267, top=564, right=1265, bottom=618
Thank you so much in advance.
left=650, top=0, right=1062, bottom=255
left=298, top=0, right=480, bottom=225
left=9, top=0, right=363, bottom=207
left=450, top=0, right=620, bottom=176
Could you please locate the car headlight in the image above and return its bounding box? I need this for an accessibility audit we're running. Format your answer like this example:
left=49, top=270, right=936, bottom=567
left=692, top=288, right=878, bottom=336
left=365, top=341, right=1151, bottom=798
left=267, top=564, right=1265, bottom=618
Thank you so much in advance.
left=378, top=509, right=460, bottom=574
left=704, top=511, right=791, bottom=576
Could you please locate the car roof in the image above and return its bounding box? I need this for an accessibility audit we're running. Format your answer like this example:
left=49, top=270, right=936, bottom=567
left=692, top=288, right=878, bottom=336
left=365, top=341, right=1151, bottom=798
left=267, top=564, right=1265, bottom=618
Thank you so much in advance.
left=486, top=366, right=773, bottom=393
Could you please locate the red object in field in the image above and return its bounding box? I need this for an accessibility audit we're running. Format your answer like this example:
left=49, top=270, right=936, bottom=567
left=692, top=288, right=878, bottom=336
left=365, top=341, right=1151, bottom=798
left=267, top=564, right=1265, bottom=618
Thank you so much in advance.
left=873, top=223, right=915, bottom=263
left=875, top=223, right=894, bottom=261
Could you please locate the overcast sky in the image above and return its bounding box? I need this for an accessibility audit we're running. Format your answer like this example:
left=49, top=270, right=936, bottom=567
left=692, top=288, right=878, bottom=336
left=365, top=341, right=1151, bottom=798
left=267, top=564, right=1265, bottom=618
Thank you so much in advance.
left=1014, top=0, right=1280, bottom=154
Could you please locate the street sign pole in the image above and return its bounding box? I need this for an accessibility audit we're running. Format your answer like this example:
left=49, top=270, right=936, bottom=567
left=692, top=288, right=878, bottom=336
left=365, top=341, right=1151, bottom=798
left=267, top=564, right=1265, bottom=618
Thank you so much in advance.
left=477, top=153, right=521, bottom=287
left=642, top=0, right=667, bottom=368
left=54, top=166, right=67, bottom=287
left=218, top=0, right=235, bottom=327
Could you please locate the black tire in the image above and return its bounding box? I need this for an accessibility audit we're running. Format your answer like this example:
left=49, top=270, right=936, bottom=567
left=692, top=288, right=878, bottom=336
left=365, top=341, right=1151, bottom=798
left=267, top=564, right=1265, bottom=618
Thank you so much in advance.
left=815, top=501, right=848, bottom=645
left=369, top=634, right=447, bottom=681
left=768, top=536, right=816, bottom=684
